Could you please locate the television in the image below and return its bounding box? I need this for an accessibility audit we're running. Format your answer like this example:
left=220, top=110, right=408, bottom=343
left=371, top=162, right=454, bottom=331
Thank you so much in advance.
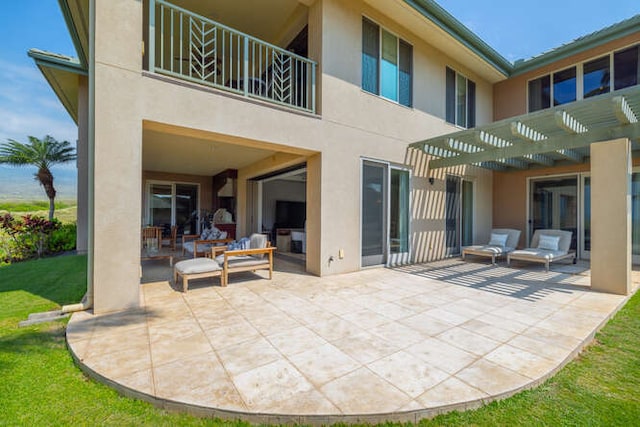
left=275, top=200, right=306, bottom=229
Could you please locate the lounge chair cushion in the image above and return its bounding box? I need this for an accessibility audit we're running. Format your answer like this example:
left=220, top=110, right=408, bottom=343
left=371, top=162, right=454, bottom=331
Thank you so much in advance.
left=464, top=245, right=514, bottom=255
left=488, top=233, right=509, bottom=247
left=215, top=254, right=269, bottom=267
left=537, top=234, right=561, bottom=251
left=508, top=248, right=567, bottom=260
left=249, top=233, right=268, bottom=259
left=175, top=258, right=221, bottom=274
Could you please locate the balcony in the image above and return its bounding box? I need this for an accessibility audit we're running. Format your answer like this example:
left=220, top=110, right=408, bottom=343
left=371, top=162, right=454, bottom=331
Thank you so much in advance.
left=148, top=0, right=317, bottom=114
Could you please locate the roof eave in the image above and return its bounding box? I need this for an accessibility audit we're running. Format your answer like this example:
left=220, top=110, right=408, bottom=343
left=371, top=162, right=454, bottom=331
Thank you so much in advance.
left=512, top=15, right=640, bottom=77
left=58, top=0, right=88, bottom=68
left=403, top=0, right=513, bottom=77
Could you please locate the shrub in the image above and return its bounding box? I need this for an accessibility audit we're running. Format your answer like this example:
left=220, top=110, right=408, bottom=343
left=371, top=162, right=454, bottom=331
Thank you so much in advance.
left=48, top=222, right=77, bottom=253
left=0, top=213, right=60, bottom=263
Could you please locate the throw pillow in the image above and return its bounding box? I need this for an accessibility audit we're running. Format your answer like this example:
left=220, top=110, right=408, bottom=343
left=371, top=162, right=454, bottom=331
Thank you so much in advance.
left=537, top=234, right=561, bottom=251
left=488, top=233, right=509, bottom=247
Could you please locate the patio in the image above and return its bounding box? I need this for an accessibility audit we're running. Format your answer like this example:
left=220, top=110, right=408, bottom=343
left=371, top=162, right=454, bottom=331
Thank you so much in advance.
left=66, top=257, right=638, bottom=424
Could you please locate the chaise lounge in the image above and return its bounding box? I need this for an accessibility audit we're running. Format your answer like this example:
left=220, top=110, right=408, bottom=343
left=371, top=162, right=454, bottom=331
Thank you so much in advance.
left=507, top=229, right=576, bottom=272
left=462, top=228, right=521, bottom=265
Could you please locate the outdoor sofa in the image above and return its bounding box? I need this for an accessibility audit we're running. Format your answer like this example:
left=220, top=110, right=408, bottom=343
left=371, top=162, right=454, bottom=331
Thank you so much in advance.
left=462, top=228, right=521, bottom=265
left=507, top=229, right=576, bottom=272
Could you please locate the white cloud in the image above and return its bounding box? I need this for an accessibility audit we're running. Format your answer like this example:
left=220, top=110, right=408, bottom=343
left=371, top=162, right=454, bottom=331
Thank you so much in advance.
left=0, top=59, right=77, bottom=146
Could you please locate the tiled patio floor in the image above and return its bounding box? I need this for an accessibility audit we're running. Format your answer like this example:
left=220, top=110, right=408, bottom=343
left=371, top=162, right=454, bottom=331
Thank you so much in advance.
left=66, top=257, right=638, bottom=424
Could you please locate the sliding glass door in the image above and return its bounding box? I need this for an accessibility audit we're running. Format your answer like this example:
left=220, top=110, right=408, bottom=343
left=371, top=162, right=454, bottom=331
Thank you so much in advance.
left=361, top=160, right=410, bottom=267
left=445, top=175, right=473, bottom=256
left=529, top=176, right=578, bottom=250
left=147, top=181, right=199, bottom=235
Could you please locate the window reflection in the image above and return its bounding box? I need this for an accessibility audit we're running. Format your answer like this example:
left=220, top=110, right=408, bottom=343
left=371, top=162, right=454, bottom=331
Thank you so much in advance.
left=553, top=67, right=576, bottom=106
left=583, top=56, right=610, bottom=98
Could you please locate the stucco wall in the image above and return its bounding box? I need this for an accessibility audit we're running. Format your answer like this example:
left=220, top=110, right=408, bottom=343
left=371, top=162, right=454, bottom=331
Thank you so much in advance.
left=89, top=0, right=497, bottom=311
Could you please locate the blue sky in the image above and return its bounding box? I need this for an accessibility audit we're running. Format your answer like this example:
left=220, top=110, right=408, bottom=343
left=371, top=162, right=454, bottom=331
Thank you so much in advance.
left=0, top=0, right=639, bottom=153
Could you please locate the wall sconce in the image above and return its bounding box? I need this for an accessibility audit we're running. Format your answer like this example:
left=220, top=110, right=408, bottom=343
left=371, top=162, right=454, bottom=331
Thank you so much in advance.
left=428, top=177, right=435, bottom=185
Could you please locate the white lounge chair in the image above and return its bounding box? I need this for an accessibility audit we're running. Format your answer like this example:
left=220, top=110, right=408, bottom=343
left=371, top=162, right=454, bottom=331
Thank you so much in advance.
left=507, top=229, right=576, bottom=272
left=462, top=228, right=521, bottom=265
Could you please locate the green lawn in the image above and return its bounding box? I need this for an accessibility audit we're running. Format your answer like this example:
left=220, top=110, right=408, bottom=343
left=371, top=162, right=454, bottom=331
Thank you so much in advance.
left=0, top=199, right=77, bottom=224
left=1, top=256, right=639, bottom=426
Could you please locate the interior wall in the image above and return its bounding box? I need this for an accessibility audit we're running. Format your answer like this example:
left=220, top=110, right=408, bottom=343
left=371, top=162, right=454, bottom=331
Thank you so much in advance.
left=261, top=180, right=307, bottom=231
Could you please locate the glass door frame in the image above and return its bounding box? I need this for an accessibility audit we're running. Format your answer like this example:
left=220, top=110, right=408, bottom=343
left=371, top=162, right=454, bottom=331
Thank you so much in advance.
left=579, top=173, right=591, bottom=260
left=360, top=158, right=412, bottom=268
left=145, top=180, right=201, bottom=233
left=526, top=173, right=580, bottom=250
left=444, top=174, right=475, bottom=257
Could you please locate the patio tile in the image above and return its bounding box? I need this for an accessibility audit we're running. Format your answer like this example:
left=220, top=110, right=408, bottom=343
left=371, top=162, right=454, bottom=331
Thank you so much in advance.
left=369, top=321, right=428, bottom=348
left=85, top=345, right=152, bottom=379
left=266, top=326, right=326, bottom=357
left=112, top=368, right=155, bottom=396
left=288, top=343, right=361, bottom=386
left=367, top=350, right=449, bottom=398
left=153, top=351, right=227, bottom=399
left=231, top=359, right=315, bottom=411
left=306, top=316, right=363, bottom=342
left=267, top=389, right=340, bottom=415
left=148, top=317, right=201, bottom=343
left=182, top=379, right=247, bottom=412
left=216, top=337, right=281, bottom=377
left=150, top=331, right=212, bottom=366
left=417, top=376, right=488, bottom=408
left=474, top=312, right=530, bottom=333
left=320, top=367, right=411, bottom=414
left=203, top=316, right=261, bottom=349
left=332, top=331, right=400, bottom=364
left=520, top=325, right=583, bottom=350
left=454, top=359, right=531, bottom=396
left=436, top=327, right=501, bottom=356
left=408, top=337, right=478, bottom=374
left=399, top=312, right=455, bottom=337
left=421, top=307, right=472, bottom=326
left=246, top=312, right=299, bottom=335
left=460, top=319, right=518, bottom=343
left=86, top=325, right=149, bottom=357
left=372, top=301, right=418, bottom=321
left=340, top=308, right=393, bottom=330
left=484, top=344, right=556, bottom=379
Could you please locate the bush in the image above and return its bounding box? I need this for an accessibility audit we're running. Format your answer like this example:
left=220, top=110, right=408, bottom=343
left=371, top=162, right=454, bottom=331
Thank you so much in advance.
left=47, top=223, right=77, bottom=253
left=0, top=214, right=62, bottom=263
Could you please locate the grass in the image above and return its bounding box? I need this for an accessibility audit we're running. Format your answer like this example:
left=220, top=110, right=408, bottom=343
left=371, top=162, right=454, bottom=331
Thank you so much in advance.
left=0, top=256, right=639, bottom=425
left=0, top=199, right=77, bottom=224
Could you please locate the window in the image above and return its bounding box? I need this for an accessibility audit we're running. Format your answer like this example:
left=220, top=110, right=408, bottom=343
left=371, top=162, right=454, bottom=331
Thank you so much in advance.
left=553, top=67, right=576, bottom=106
left=529, top=44, right=640, bottom=112
left=362, top=18, right=412, bottom=107
left=614, top=45, right=640, bottom=90
left=583, top=56, right=610, bottom=98
left=446, top=67, right=476, bottom=128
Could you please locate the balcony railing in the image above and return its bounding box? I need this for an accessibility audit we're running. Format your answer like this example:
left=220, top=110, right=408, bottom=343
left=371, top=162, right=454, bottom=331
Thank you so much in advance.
left=149, top=0, right=316, bottom=114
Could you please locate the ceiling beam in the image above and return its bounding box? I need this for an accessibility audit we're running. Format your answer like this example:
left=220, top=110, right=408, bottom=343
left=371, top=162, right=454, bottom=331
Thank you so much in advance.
left=429, top=122, right=640, bottom=169
left=523, top=153, right=555, bottom=166
left=555, top=110, right=588, bottom=134
left=475, top=130, right=511, bottom=148
left=613, top=96, right=638, bottom=124
left=554, top=148, right=583, bottom=163
left=511, top=121, right=546, bottom=142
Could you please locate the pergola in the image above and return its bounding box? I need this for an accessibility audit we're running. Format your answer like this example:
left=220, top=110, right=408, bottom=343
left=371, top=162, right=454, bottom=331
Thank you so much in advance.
left=410, top=85, right=640, bottom=296
left=410, top=85, right=640, bottom=171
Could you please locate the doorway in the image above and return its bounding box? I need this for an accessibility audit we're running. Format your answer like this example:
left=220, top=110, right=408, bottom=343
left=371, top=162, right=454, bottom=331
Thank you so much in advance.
left=529, top=175, right=578, bottom=251
left=146, top=181, right=199, bottom=235
left=361, top=160, right=410, bottom=267
left=445, top=175, right=473, bottom=256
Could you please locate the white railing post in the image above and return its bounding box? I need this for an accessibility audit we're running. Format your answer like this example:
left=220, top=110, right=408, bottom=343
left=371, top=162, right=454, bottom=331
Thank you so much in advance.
left=311, top=63, right=316, bottom=114
left=243, top=36, right=249, bottom=97
left=149, top=0, right=156, bottom=72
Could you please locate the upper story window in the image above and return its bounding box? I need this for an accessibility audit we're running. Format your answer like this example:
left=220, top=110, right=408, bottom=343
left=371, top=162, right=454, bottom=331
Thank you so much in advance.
left=529, top=43, right=640, bottom=112
left=362, top=17, right=413, bottom=107
left=446, top=67, right=476, bottom=128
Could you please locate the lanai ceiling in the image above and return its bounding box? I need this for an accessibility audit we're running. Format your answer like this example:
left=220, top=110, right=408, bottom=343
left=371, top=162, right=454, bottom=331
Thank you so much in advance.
left=411, top=85, right=640, bottom=171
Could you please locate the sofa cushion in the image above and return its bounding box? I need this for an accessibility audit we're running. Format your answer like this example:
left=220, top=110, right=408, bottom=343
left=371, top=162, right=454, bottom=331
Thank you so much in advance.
left=175, top=258, right=221, bottom=274
left=215, top=254, right=269, bottom=267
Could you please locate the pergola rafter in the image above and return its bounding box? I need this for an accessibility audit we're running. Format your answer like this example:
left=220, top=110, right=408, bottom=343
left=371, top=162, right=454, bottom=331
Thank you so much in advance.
left=412, top=85, right=640, bottom=171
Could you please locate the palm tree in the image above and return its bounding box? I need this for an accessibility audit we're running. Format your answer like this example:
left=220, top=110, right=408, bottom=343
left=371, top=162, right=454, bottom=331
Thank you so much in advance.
left=0, top=135, right=76, bottom=220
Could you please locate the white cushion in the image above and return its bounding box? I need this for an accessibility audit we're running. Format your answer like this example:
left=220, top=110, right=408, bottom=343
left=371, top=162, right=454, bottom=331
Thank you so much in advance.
left=488, top=233, right=509, bottom=247
left=538, top=234, right=561, bottom=251
left=175, top=258, right=221, bottom=274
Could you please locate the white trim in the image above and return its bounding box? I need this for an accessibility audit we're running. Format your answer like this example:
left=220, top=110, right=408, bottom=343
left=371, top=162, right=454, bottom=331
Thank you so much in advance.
left=446, top=66, right=475, bottom=129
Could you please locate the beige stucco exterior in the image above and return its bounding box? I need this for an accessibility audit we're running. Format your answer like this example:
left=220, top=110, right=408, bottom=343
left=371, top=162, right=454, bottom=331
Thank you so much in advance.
left=82, top=0, right=499, bottom=312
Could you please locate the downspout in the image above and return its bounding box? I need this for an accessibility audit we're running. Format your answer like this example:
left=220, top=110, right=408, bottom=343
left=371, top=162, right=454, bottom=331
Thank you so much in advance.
left=64, top=0, right=96, bottom=313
